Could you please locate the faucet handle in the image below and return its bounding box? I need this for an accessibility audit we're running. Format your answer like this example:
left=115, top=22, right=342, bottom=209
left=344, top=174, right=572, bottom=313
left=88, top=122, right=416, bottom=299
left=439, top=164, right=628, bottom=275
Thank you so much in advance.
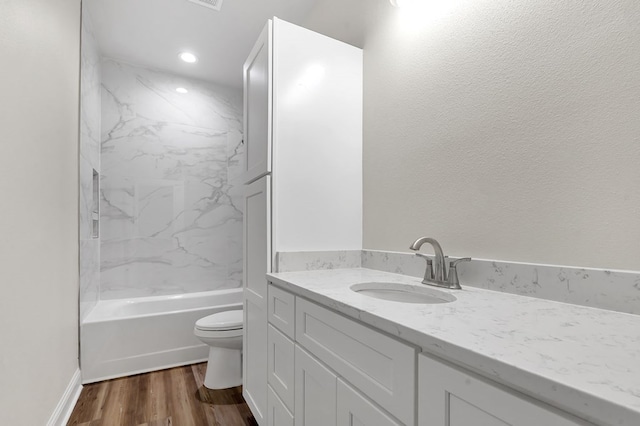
left=415, top=253, right=434, bottom=281
left=449, top=257, right=471, bottom=268
left=447, top=258, right=471, bottom=289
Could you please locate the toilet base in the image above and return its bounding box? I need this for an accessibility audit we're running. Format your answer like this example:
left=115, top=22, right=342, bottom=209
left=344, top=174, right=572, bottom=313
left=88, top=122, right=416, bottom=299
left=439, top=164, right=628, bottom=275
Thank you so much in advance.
left=204, top=346, right=242, bottom=390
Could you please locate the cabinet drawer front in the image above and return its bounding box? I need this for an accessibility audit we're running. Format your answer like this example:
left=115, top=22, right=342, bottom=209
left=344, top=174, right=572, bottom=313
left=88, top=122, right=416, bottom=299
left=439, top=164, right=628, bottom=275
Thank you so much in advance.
left=337, top=379, right=403, bottom=426
left=296, top=297, right=416, bottom=426
left=418, top=354, right=593, bottom=426
left=268, top=385, right=294, bottom=426
left=268, top=284, right=295, bottom=338
left=268, top=324, right=295, bottom=412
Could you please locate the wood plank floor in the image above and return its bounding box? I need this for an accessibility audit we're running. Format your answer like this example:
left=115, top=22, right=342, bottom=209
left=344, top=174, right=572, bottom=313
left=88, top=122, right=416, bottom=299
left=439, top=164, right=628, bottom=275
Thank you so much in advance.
left=67, top=363, right=257, bottom=426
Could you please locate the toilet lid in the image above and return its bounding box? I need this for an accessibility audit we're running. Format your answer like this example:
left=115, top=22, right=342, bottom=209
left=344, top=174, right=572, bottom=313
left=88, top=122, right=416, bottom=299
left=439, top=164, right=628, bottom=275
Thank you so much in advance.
left=196, top=310, right=243, bottom=331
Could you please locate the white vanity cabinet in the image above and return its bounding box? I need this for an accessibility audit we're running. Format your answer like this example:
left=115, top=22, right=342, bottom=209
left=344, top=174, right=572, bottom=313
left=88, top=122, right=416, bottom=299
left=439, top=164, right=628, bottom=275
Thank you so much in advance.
left=418, top=354, right=593, bottom=426
left=266, top=284, right=413, bottom=426
left=264, top=282, right=602, bottom=426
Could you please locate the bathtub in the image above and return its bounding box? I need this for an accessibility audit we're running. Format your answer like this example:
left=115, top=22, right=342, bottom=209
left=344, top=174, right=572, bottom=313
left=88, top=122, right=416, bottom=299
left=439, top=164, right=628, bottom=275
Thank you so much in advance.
left=80, top=288, right=242, bottom=384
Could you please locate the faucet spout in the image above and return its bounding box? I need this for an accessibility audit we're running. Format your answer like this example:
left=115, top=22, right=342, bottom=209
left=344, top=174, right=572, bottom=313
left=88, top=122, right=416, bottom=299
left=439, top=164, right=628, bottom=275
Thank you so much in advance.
left=410, top=237, right=446, bottom=282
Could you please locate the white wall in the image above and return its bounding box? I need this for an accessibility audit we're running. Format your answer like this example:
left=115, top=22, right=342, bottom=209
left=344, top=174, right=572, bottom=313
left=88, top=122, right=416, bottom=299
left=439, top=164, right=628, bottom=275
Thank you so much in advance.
left=0, top=0, right=80, bottom=424
left=305, top=0, right=640, bottom=271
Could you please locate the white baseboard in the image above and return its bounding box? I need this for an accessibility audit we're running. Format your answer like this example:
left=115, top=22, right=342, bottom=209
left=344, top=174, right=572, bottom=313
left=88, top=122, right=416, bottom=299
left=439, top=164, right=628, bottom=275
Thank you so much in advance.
left=47, top=368, right=82, bottom=426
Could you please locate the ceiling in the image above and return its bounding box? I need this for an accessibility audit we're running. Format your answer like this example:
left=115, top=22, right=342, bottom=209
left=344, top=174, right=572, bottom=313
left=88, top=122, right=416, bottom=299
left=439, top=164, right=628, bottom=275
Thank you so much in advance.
left=85, top=0, right=319, bottom=88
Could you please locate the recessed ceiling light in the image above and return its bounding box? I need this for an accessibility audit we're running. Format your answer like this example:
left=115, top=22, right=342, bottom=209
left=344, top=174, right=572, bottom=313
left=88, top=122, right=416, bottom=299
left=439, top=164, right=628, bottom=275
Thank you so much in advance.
left=176, top=87, right=188, bottom=94
left=179, top=52, right=198, bottom=63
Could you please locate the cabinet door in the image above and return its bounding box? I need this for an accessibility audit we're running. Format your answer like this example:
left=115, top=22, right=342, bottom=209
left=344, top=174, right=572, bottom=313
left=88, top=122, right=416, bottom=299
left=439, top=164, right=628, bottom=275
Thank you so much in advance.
left=419, top=354, right=592, bottom=426
left=337, top=379, right=402, bottom=426
left=244, top=176, right=271, bottom=300
left=295, top=345, right=337, bottom=426
left=243, top=176, right=271, bottom=425
left=267, top=324, right=295, bottom=412
left=243, top=20, right=272, bottom=184
left=268, top=385, right=294, bottom=426
left=243, top=295, right=268, bottom=425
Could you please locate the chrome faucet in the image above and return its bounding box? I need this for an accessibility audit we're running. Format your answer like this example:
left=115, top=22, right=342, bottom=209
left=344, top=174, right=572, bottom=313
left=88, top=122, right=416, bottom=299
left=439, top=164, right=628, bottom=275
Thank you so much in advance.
left=410, top=237, right=447, bottom=282
left=409, top=237, right=470, bottom=289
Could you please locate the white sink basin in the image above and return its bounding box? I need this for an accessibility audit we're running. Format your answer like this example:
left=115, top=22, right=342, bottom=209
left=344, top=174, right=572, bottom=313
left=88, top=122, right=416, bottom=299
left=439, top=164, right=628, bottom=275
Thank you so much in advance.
left=350, top=282, right=456, bottom=304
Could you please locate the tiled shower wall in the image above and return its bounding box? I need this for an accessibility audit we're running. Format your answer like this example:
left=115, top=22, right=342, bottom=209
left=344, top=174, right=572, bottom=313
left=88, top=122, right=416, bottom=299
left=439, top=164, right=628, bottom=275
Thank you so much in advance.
left=79, top=11, right=101, bottom=322
left=99, top=59, right=244, bottom=300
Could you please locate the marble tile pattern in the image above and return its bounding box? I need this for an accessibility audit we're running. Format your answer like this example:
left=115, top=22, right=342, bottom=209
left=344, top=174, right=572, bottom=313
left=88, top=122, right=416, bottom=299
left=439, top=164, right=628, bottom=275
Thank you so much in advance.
left=362, top=250, right=640, bottom=315
left=267, top=268, right=640, bottom=426
left=100, top=59, right=243, bottom=299
left=275, top=250, right=362, bottom=272
left=79, top=12, right=101, bottom=322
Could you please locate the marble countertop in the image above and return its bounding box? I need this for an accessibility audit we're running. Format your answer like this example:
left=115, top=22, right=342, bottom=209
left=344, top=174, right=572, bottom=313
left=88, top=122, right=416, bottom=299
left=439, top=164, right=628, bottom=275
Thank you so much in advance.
left=267, top=268, right=640, bottom=426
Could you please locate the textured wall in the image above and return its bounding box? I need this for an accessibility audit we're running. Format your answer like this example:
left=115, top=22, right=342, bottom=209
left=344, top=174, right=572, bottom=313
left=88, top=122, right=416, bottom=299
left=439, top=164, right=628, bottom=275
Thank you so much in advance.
left=305, top=0, right=640, bottom=271
left=79, top=8, right=101, bottom=322
left=0, top=0, right=80, bottom=423
left=100, top=60, right=244, bottom=299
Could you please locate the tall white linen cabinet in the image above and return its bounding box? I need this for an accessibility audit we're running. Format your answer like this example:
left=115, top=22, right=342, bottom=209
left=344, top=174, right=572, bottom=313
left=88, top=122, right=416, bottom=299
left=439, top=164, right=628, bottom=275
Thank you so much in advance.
left=241, top=18, right=363, bottom=425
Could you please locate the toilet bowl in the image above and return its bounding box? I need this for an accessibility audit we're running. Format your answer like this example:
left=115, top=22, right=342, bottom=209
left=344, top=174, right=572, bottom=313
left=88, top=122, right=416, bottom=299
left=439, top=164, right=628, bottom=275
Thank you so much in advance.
left=194, top=309, right=243, bottom=390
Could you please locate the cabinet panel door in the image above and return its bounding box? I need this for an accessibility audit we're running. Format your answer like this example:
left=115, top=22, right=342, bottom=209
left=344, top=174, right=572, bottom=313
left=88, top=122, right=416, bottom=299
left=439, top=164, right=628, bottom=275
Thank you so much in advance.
left=243, top=176, right=271, bottom=425
left=418, top=354, right=592, bottom=426
left=295, top=345, right=337, bottom=426
left=243, top=20, right=272, bottom=184
left=267, top=324, right=295, bottom=412
left=268, top=385, right=294, bottom=426
left=244, top=176, right=271, bottom=300
left=337, top=379, right=403, bottom=426
left=243, top=295, right=268, bottom=425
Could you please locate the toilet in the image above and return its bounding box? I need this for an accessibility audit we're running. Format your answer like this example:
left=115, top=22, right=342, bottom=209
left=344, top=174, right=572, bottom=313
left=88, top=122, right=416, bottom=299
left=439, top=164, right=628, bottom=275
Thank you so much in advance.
left=194, top=309, right=243, bottom=390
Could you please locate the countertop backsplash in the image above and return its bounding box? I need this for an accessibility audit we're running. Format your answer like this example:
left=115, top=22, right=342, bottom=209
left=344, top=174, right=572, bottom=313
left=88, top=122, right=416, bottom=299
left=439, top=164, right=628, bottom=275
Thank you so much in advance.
left=275, top=250, right=640, bottom=315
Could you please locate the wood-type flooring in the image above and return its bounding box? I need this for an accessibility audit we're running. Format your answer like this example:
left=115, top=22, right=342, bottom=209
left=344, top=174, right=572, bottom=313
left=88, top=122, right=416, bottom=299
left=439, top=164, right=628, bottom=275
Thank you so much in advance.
left=67, top=363, right=257, bottom=426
